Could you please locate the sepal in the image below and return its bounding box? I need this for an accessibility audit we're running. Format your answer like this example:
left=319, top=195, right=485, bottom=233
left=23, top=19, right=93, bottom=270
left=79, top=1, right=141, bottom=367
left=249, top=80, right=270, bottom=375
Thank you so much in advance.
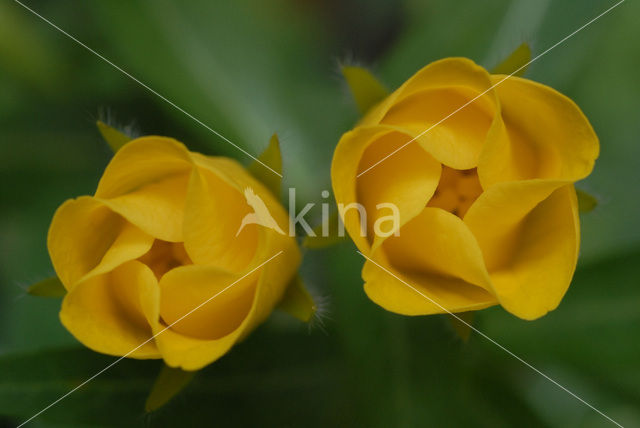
left=277, top=274, right=316, bottom=322
left=248, top=133, right=282, bottom=196
left=341, top=65, right=389, bottom=115
left=27, top=276, right=66, bottom=298
left=97, top=120, right=132, bottom=153
left=491, top=43, right=531, bottom=76
left=145, top=364, right=196, bottom=412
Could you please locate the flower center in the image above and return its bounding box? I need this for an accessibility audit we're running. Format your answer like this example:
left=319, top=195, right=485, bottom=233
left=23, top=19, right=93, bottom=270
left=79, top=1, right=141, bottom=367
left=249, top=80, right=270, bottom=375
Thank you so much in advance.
left=138, top=240, right=193, bottom=280
left=427, top=166, right=483, bottom=218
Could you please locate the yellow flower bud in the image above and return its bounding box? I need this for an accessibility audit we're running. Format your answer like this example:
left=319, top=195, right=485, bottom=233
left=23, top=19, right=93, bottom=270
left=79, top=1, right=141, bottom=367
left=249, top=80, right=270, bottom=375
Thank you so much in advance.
left=48, top=137, right=300, bottom=370
left=331, top=58, right=599, bottom=320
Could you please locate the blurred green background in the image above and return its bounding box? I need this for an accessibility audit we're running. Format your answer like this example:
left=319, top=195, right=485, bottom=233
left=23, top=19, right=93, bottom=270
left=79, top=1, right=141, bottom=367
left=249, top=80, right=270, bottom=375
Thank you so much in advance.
left=1, top=0, right=639, bottom=426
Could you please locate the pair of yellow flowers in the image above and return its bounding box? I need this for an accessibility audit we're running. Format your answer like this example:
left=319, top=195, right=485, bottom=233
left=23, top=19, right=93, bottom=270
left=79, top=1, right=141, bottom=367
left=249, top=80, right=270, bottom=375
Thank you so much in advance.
left=48, top=58, right=599, bottom=371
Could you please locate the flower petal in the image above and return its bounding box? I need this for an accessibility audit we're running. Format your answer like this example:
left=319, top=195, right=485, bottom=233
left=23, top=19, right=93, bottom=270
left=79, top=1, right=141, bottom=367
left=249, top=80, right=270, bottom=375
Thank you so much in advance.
left=363, top=259, right=497, bottom=316
left=86, top=221, right=154, bottom=282
left=96, top=173, right=190, bottom=242
left=155, top=233, right=300, bottom=370
left=93, top=137, right=194, bottom=242
left=464, top=180, right=580, bottom=319
left=60, top=260, right=160, bottom=358
left=158, top=265, right=258, bottom=340
left=364, top=207, right=497, bottom=315
left=48, top=197, right=152, bottom=289
left=464, top=179, right=565, bottom=271
left=364, top=58, right=499, bottom=169
left=95, top=136, right=193, bottom=198
left=332, top=126, right=440, bottom=251
left=186, top=155, right=291, bottom=271
left=182, top=167, right=259, bottom=272
left=151, top=326, right=240, bottom=372
left=479, top=76, right=599, bottom=186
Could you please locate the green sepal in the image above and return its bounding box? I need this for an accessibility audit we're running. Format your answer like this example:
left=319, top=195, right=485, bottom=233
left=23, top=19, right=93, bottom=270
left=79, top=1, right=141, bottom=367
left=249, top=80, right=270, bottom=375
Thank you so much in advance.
left=27, top=276, right=66, bottom=298
left=576, top=188, right=598, bottom=213
left=303, top=211, right=346, bottom=249
left=491, top=43, right=531, bottom=76
left=145, top=364, right=196, bottom=412
left=277, top=274, right=316, bottom=322
left=341, top=65, right=389, bottom=115
left=248, top=133, right=282, bottom=196
left=97, top=120, right=132, bottom=153
left=447, top=311, right=475, bottom=342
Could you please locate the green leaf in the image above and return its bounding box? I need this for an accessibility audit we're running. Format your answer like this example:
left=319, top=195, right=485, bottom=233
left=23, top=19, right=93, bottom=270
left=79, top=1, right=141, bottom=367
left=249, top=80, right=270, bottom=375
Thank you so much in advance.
left=341, top=65, right=389, bottom=115
left=0, top=348, right=159, bottom=426
left=277, top=275, right=316, bottom=322
left=447, top=311, right=475, bottom=342
left=0, top=330, right=344, bottom=426
left=248, top=133, right=282, bottom=197
left=96, top=120, right=132, bottom=153
left=145, top=364, right=196, bottom=412
left=576, top=188, right=598, bottom=213
left=27, top=276, right=66, bottom=298
left=491, top=42, right=531, bottom=76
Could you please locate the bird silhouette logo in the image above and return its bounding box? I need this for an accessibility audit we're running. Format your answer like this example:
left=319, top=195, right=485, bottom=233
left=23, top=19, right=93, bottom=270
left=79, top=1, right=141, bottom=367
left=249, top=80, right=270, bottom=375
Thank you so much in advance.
left=236, top=187, right=286, bottom=236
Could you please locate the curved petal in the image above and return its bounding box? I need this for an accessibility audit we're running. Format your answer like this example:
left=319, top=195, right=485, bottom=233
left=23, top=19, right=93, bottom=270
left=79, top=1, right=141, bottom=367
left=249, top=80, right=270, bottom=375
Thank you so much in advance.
left=382, top=207, right=494, bottom=291
left=48, top=197, right=151, bottom=289
left=96, top=173, right=190, bottom=242
left=363, top=57, right=497, bottom=125
left=184, top=154, right=292, bottom=271
left=465, top=181, right=580, bottom=319
left=60, top=260, right=161, bottom=358
left=158, top=265, right=258, bottom=340
left=191, top=154, right=292, bottom=238
left=182, top=167, right=258, bottom=272
left=479, top=75, right=599, bottom=186
left=155, top=230, right=300, bottom=371
left=362, top=58, right=500, bottom=169
left=84, top=221, right=154, bottom=282
left=464, top=179, right=567, bottom=271
left=332, top=125, right=440, bottom=251
left=362, top=256, right=496, bottom=316
left=95, top=136, right=193, bottom=198
left=380, top=87, right=496, bottom=169
left=363, top=207, right=497, bottom=315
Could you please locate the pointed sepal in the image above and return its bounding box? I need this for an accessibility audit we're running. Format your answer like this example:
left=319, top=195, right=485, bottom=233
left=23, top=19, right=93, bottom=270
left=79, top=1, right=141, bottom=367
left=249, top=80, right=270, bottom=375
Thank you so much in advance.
left=248, top=133, right=282, bottom=196
left=491, top=42, right=531, bottom=76
left=576, top=188, right=598, bottom=213
left=341, top=65, right=389, bottom=115
left=303, top=211, right=346, bottom=249
left=447, top=311, right=475, bottom=342
left=97, top=120, right=132, bottom=153
left=145, top=364, right=196, bottom=412
left=277, top=275, right=316, bottom=322
left=27, top=276, right=66, bottom=298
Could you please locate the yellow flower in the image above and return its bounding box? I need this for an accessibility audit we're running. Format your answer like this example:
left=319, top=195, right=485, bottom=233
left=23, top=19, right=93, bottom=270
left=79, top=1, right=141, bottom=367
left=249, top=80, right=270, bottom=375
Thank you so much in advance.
left=331, top=58, right=599, bottom=320
left=48, top=137, right=300, bottom=370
